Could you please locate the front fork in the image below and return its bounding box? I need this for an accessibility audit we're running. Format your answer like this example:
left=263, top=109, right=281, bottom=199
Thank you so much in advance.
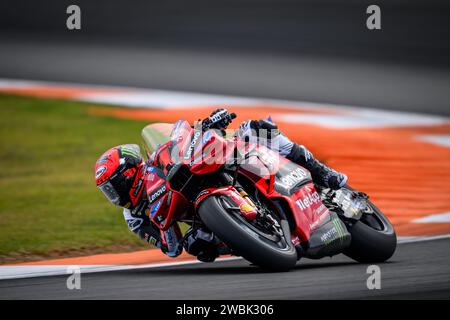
left=220, top=172, right=258, bottom=217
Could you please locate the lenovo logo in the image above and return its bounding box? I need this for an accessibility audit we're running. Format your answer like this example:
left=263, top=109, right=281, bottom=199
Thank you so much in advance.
left=280, top=167, right=308, bottom=188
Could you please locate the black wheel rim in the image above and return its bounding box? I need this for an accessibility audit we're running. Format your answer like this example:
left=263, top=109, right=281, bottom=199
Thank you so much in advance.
left=360, top=203, right=388, bottom=232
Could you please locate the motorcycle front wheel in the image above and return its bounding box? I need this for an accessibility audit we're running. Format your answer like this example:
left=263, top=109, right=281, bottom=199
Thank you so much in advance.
left=198, top=195, right=297, bottom=272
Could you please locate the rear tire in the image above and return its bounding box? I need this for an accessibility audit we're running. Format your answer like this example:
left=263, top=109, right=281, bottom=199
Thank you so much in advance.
left=344, top=199, right=397, bottom=263
left=198, top=195, right=297, bottom=272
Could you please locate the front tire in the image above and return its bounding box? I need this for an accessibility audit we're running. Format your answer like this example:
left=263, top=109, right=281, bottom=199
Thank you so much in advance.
left=198, top=195, right=297, bottom=271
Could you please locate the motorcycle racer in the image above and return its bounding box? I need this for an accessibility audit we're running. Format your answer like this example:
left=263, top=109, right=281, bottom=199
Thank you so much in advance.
left=94, top=109, right=348, bottom=262
left=94, top=143, right=183, bottom=257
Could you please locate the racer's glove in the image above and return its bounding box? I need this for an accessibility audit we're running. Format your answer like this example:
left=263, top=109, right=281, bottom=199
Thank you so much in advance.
left=237, top=117, right=279, bottom=139
left=202, top=108, right=236, bottom=132
left=236, top=117, right=294, bottom=156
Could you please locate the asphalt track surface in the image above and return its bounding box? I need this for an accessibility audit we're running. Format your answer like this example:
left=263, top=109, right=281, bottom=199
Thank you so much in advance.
left=1, top=38, right=449, bottom=300
left=1, top=238, right=449, bottom=299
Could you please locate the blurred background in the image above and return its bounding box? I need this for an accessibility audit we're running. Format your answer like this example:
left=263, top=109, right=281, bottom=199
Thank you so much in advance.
left=1, top=0, right=450, bottom=114
left=0, top=0, right=450, bottom=264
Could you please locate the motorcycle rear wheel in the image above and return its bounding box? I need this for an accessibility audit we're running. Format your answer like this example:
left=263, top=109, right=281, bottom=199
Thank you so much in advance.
left=198, top=195, right=297, bottom=272
left=343, top=188, right=397, bottom=263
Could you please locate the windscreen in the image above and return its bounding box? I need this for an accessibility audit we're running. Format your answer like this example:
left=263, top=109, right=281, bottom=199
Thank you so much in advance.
left=141, top=122, right=174, bottom=158
left=141, top=120, right=193, bottom=160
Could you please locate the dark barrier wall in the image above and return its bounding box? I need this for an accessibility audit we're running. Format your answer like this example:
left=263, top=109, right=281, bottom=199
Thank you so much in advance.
left=1, top=0, right=449, bottom=65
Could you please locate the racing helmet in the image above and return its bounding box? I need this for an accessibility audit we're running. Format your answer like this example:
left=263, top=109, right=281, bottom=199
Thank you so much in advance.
left=94, top=144, right=145, bottom=209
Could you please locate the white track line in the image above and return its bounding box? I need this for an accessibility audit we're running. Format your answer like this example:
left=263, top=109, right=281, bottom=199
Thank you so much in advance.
left=397, top=234, right=450, bottom=244
left=1, top=236, right=449, bottom=280
left=416, top=135, right=450, bottom=148
left=1, top=78, right=449, bottom=129
left=412, top=212, right=450, bottom=223
left=0, top=257, right=242, bottom=280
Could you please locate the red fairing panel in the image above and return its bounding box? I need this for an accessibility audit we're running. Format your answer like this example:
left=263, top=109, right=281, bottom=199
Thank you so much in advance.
left=237, top=144, right=331, bottom=242
left=189, top=129, right=229, bottom=175
left=288, top=183, right=331, bottom=240
left=169, top=120, right=236, bottom=175
left=145, top=165, right=189, bottom=230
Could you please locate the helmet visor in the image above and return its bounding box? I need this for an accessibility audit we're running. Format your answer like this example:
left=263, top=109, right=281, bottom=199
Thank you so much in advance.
left=98, top=181, right=121, bottom=206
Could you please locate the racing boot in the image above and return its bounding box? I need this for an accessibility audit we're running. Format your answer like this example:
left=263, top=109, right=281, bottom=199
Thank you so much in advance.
left=183, top=227, right=230, bottom=262
left=286, top=143, right=348, bottom=190
left=236, top=117, right=347, bottom=190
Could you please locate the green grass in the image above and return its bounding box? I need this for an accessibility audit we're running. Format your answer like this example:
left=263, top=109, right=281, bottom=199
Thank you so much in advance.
left=0, top=94, right=152, bottom=263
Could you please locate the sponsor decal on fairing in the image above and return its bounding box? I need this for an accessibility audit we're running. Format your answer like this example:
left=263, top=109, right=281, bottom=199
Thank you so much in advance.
left=150, top=199, right=162, bottom=218
left=320, top=226, right=338, bottom=243
left=149, top=184, right=167, bottom=203
left=280, top=167, right=308, bottom=188
left=183, top=130, right=201, bottom=160
left=296, top=191, right=321, bottom=210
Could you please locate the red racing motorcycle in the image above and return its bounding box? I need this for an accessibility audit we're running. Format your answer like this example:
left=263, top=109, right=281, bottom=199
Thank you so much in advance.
left=141, top=112, right=397, bottom=271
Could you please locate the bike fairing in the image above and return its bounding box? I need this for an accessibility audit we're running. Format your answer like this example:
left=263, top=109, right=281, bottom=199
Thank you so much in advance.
left=113, top=126, right=314, bottom=259
left=139, top=117, right=348, bottom=263
left=151, top=124, right=330, bottom=253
